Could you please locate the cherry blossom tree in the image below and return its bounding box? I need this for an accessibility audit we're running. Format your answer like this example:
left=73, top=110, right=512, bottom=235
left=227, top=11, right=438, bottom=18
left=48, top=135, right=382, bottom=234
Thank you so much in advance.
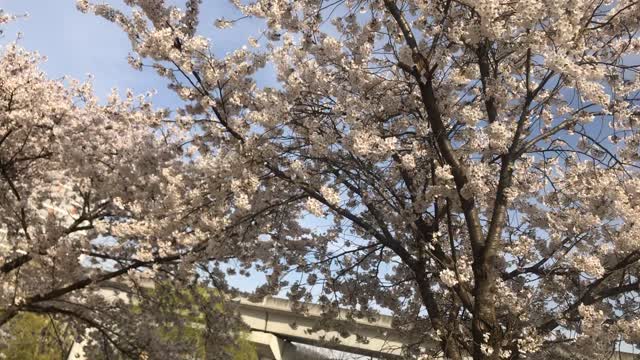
left=0, top=15, right=288, bottom=356
left=74, top=0, right=640, bottom=358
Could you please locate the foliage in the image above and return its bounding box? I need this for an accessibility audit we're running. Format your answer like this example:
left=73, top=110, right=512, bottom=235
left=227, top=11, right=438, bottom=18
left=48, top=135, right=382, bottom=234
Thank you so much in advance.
left=131, top=282, right=258, bottom=360
left=0, top=313, right=73, bottom=360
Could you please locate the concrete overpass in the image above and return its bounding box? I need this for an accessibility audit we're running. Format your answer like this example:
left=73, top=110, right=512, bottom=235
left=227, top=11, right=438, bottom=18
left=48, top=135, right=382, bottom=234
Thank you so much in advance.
left=237, top=296, right=406, bottom=359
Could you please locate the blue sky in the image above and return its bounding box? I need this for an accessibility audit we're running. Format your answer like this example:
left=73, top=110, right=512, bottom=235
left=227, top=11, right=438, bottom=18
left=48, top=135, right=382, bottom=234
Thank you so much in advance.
left=0, top=0, right=267, bottom=108
left=1, top=0, right=169, bottom=103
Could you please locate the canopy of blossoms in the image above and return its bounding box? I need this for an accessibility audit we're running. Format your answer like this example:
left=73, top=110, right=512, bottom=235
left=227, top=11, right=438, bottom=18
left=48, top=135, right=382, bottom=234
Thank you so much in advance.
left=2, top=0, right=640, bottom=359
